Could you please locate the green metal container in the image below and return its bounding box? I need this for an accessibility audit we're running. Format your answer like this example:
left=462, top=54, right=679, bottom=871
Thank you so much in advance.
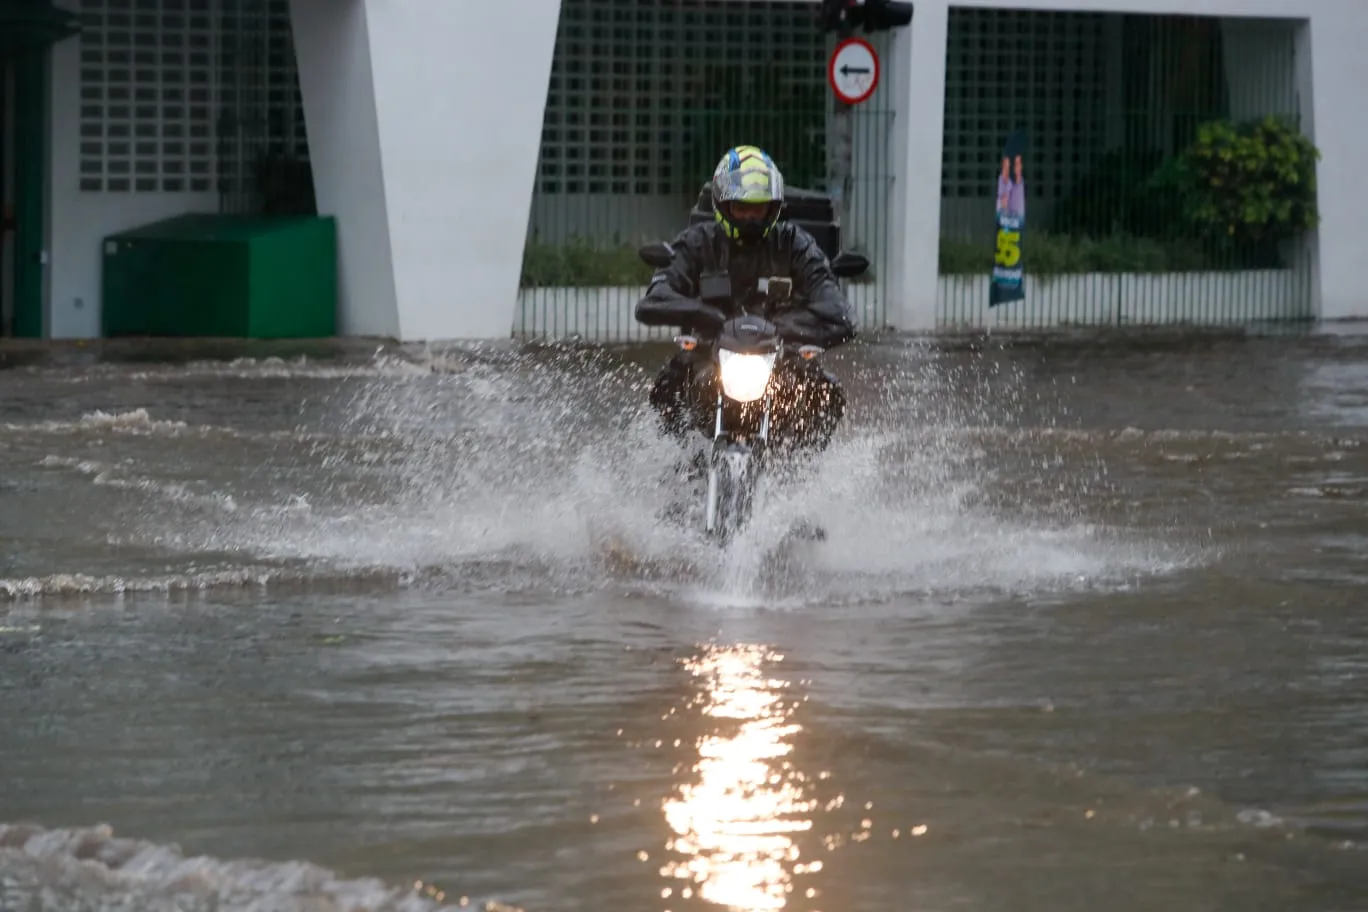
left=101, top=213, right=337, bottom=338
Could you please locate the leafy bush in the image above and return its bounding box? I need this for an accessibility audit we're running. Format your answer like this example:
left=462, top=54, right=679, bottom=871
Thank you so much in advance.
left=1044, top=115, right=1320, bottom=269
left=522, top=236, right=877, bottom=287
left=526, top=226, right=1296, bottom=287
left=1150, top=115, right=1320, bottom=249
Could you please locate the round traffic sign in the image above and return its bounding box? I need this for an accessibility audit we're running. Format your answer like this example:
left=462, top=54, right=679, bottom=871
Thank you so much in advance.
left=828, top=37, right=880, bottom=106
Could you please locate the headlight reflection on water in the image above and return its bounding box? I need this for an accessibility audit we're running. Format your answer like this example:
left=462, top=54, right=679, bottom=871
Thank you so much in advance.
left=660, top=644, right=821, bottom=910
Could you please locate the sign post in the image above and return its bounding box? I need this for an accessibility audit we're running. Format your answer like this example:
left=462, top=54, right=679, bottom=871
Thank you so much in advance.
left=826, top=37, right=880, bottom=253
left=819, top=2, right=909, bottom=275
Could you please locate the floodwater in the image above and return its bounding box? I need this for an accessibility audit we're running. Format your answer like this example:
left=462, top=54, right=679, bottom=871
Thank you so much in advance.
left=1, top=328, right=1367, bottom=912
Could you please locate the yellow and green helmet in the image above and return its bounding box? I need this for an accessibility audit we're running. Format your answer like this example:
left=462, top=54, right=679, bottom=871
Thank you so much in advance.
left=710, top=145, right=786, bottom=244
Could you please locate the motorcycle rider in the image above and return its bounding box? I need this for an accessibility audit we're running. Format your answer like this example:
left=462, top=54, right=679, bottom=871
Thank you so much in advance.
left=634, top=145, right=857, bottom=461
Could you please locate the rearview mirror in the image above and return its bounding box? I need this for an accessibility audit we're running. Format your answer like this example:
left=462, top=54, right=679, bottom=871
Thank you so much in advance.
left=831, top=251, right=870, bottom=279
left=637, top=241, right=674, bottom=269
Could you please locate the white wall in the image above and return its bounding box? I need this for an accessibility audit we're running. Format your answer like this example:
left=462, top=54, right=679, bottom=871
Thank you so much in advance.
left=1304, top=5, right=1368, bottom=321
left=291, top=0, right=562, bottom=341
left=45, top=1, right=217, bottom=339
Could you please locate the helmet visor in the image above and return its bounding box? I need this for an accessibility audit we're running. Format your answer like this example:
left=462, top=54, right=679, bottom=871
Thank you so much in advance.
left=714, top=156, right=785, bottom=205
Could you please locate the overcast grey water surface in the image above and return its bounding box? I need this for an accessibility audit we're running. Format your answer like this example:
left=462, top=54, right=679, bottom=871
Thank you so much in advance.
left=1, top=330, right=1367, bottom=912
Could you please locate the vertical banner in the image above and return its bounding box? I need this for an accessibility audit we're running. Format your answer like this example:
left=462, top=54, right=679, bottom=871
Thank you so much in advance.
left=989, top=130, right=1027, bottom=308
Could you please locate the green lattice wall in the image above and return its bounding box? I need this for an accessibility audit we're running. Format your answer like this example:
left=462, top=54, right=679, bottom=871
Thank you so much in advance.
left=940, top=9, right=1111, bottom=241
left=75, top=0, right=306, bottom=213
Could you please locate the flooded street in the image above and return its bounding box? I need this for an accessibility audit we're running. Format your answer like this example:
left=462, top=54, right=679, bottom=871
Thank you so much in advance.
left=1, top=330, right=1366, bottom=911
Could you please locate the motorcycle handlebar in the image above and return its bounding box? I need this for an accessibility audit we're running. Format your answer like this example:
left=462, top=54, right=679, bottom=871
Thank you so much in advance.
left=673, top=334, right=824, bottom=360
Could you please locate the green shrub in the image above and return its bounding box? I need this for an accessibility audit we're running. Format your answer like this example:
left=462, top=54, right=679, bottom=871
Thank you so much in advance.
left=1042, top=115, right=1320, bottom=268
left=521, top=236, right=877, bottom=287
left=1150, top=114, right=1320, bottom=250
left=525, top=230, right=1259, bottom=288
left=521, top=237, right=656, bottom=288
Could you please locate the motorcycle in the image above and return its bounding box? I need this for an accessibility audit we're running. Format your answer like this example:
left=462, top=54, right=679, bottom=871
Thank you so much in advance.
left=636, top=241, right=869, bottom=545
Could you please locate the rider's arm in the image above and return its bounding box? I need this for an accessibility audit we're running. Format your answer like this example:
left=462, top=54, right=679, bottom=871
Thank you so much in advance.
left=777, top=227, right=857, bottom=349
left=634, top=230, right=726, bottom=331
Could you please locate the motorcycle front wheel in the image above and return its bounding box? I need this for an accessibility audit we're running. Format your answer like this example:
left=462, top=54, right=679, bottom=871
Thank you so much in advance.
left=705, top=444, right=759, bottom=544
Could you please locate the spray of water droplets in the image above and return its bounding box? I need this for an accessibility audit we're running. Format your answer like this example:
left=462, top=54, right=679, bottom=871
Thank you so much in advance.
left=164, top=339, right=1187, bottom=606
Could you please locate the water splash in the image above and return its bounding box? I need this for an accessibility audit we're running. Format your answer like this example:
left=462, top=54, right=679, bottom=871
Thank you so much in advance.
left=228, top=342, right=1182, bottom=603
left=0, top=823, right=512, bottom=911
left=9, top=342, right=1190, bottom=603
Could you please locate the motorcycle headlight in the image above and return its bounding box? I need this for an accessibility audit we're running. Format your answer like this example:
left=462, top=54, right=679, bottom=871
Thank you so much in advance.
left=717, top=350, right=777, bottom=403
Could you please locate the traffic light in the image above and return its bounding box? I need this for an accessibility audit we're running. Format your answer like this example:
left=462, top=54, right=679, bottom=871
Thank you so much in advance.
left=819, top=0, right=914, bottom=34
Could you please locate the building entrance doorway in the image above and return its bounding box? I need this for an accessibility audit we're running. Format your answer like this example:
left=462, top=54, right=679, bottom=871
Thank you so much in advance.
left=0, top=1, right=80, bottom=338
left=1, top=50, right=21, bottom=338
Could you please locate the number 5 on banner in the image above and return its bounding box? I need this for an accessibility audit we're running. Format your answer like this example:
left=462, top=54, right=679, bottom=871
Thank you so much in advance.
left=995, top=228, right=1021, bottom=268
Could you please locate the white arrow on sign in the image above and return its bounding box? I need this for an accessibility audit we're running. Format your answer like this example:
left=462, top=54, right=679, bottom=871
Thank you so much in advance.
left=828, top=37, right=880, bottom=106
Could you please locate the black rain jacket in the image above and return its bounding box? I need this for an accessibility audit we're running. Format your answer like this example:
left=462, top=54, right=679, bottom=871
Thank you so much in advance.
left=634, top=220, right=858, bottom=350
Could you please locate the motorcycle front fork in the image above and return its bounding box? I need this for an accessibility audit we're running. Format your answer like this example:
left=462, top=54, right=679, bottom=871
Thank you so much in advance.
left=704, top=392, right=771, bottom=534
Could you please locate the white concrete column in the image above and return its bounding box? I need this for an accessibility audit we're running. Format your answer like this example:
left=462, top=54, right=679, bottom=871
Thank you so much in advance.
left=1292, top=17, right=1320, bottom=318
left=1306, top=4, right=1368, bottom=321
left=290, top=0, right=561, bottom=340
left=288, top=0, right=395, bottom=337
left=887, top=0, right=949, bottom=332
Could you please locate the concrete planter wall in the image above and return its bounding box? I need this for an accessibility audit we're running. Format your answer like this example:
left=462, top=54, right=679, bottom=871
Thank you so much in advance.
left=516, top=283, right=886, bottom=341
left=936, top=269, right=1310, bottom=329
left=516, top=270, right=1310, bottom=341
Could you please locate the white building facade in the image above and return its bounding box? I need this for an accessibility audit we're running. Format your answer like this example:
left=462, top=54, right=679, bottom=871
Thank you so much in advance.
left=2, top=0, right=1365, bottom=341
